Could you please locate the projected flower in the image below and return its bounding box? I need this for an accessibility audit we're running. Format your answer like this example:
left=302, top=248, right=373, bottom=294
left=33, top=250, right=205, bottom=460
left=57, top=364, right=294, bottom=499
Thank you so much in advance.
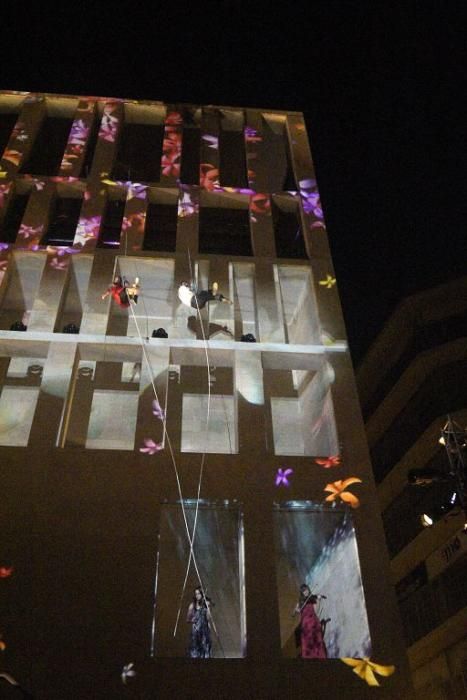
left=49, top=256, right=69, bottom=271
left=2, top=150, right=21, bottom=167
left=11, top=121, right=28, bottom=142
left=315, top=455, right=341, bottom=468
left=0, top=636, right=5, bottom=652
left=250, top=193, right=271, bottom=217
left=275, top=467, right=293, bottom=487
left=99, top=105, right=119, bottom=143
left=161, top=151, right=181, bottom=178
left=341, top=658, right=395, bottom=687
left=178, top=187, right=198, bottom=218
left=18, top=224, right=43, bottom=241
left=324, top=478, right=362, bottom=508
left=152, top=400, right=166, bottom=421
left=244, top=126, right=262, bottom=143
left=122, top=213, right=145, bottom=235
left=0, top=566, right=13, bottom=578
left=202, top=134, right=218, bottom=150
left=299, top=178, right=325, bottom=229
left=319, top=274, right=336, bottom=289
left=75, top=216, right=102, bottom=244
left=121, top=662, right=136, bottom=684
left=139, top=438, right=163, bottom=455
left=0, top=183, right=11, bottom=208
left=200, top=163, right=220, bottom=191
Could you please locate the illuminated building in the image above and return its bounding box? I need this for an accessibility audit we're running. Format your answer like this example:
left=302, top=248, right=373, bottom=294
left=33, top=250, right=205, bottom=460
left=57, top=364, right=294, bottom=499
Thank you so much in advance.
left=357, top=277, right=467, bottom=699
left=0, top=90, right=412, bottom=698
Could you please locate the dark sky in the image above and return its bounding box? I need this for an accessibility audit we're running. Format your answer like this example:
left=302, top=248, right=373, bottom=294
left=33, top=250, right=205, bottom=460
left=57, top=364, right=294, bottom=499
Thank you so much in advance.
left=1, top=2, right=465, bottom=365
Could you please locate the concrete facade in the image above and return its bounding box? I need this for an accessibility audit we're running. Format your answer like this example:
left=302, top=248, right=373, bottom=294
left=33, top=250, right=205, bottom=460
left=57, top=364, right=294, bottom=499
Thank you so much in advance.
left=0, top=90, right=412, bottom=698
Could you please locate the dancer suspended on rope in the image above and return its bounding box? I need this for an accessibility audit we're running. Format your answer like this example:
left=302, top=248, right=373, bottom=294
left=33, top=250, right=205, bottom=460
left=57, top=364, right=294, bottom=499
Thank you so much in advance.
left=102, top=275, right=140, bottom=307
left=178, top=280, right=232, bottom=310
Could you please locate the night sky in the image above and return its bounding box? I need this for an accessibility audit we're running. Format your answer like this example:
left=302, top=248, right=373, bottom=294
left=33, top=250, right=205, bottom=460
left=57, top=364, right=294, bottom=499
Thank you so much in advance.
left=1, top=3, right=464, bottom=364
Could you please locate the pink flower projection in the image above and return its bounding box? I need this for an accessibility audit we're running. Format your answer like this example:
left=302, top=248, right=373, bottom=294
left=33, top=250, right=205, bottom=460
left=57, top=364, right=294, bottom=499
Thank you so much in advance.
left=99, top=104, right=119, bottom=143
left=122, top=213, right=145, bottom=235
left=0, top=566, right=13, bottom=578
left=200, top=163, right=220, bottom=191
left=275, top=467, right=293, bottom=487
left=324, top=478, right=362, bottom=508
left=139, top=438, right=163, bottom=455
left=60, top=119, right=90, bottom=171
left=49, top=256, right=69, bottom=271
left=18, top=224, right=43, bottom=241
left=0, top=183, right=11, bottom=208
left=162, top=112, right=182, bottom=179
left=315, top=455, right=341, bottom=468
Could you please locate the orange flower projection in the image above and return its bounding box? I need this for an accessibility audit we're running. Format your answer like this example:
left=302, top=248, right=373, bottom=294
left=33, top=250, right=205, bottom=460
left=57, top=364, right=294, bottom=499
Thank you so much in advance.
left=324, top=477, right=362, bottom=508
left=341, top=657, right=395, bottom=686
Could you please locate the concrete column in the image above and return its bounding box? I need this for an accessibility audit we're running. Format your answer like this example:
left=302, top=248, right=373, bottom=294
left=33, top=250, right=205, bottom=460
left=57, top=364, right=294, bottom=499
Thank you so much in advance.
left=28, top=250, right=72, bottom=332
left=14, top=181, right=55, bottom=248
left=80, top=251, right=116, bottom=334
left=135, top=344, right=170, bottom=451
left=249, top=194, right=276, bottom=258
left=121, top=185, right=148, bottom=253
left=58, top=99, right=97, bottom=178
left=208, top=257, right=233, bottom=336
left=235, top=350, right=265, bottom=454
left=160, top=106, right=182, bottom=188
left=29, top=341, right=78, bottom=447
left=89, top=101, right=124, bottom=181
left=254, top=261, right=285, bottom=343
left=0, top=96, right=46, bottom=176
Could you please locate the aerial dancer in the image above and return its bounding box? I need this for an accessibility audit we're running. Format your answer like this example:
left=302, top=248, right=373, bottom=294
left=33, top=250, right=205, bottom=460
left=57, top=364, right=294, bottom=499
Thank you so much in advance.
left=101, top=275, right=140, bottom=307
left=178, top=281, right=232, bottom=310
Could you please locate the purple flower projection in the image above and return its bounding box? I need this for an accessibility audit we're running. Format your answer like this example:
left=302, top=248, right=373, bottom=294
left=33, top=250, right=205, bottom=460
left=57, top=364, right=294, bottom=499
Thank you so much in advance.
left=18, top=224, right=43, bottom=241
left=49, top=256, right=69, bottom=271
left=152, top=400, right=166, bottom=421
left=139, top=438, right=163, bottom=455
left=299, top=178, right=325, bottom=229
left=69, top=119, right=90, bottom=145
left=177, top=186, right=199, bottom=218
left=202, top=134, right=219, bottom=150
left=275, top=467, right=293, bottom=487
left=74, top=216, right=102, bottom=245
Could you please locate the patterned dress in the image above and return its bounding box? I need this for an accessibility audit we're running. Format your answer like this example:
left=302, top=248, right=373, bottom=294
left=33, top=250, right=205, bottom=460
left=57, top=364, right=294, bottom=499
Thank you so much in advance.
left=187, top=604, right=212, bottom=658
left=300, top=600, right=327, bottom=659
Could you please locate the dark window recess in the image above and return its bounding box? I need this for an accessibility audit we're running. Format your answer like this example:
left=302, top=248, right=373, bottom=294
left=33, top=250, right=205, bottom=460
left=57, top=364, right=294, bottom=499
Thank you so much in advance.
left=79, top=113, right=100, bottom=178
left=199, top=206, right=252, bottom=256
left=272, top=199, right=307, bottom=259
left=44, top=197, right=82, bottom=245
left=143, top=202, right=177, bottom=252
left=0, top=193, right=29, bottom=243
left=97, top=198, right=125, bottom=248
left=398, top=553, right=467, bottom=646
left=180, top=127, right=200, bottom=185
left=0, top=113, right=18, bottom=156
left=19, top=117, right=73, bottom=176
left=219, top=130, right=248, bottom=188
left=362, top=309, right=467, bottom=421
left=111, top=123, right=164, bottom=183
left=371, top=359, right=467, bottom=483
left=382, top=449, right=453, bottom=558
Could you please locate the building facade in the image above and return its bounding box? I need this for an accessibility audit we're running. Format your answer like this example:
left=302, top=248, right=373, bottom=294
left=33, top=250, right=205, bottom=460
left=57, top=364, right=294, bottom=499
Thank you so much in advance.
left=0, top=90, right=411, bottom=698
left=357, top=277, right=467, bottom=700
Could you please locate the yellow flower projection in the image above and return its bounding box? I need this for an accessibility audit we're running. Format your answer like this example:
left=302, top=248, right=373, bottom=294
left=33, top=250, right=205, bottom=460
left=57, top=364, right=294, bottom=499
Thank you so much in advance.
left=341, top=657, right=395, bottom=686
left=324, top=477, right=362, bottom=508
left=319, top=274, right=336, bottom=289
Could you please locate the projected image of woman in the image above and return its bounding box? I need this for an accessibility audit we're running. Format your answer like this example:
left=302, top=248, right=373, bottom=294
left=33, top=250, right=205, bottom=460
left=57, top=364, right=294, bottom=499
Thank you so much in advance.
left=294, top=583, right=327, bottom=659
left=187, top=586, right=212, bottom=658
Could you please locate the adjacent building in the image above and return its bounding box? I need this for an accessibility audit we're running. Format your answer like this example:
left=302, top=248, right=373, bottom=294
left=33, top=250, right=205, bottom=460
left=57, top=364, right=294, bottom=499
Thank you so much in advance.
left=357, top=276, right=467, bottom=700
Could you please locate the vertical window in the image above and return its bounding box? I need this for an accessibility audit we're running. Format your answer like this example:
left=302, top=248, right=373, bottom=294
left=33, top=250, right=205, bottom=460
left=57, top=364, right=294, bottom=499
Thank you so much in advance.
left=274, top=503, right=371, bottom=658
left=143, top=201, right=177, bottom=252
left=272, top=196, right=307, bottom=259
left=180, top=126, right=201, bottom=185
left=153, top=501, right=246, bottom=658
left=19, top=116, right=74, bottom=176
left=111, top=123, right=164, bottom=183
left=199, top=200, right=252, bottom=256
left=44, top=196, right=82, bottom=245
left=97, top=196, right=126, bottom=248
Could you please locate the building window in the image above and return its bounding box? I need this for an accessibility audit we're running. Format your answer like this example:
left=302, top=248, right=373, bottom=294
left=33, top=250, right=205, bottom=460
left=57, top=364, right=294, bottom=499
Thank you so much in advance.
left=180, top=126, right=200, bottom=185
left=19, top=116, right=74, bottom=177
left=272, top=195, right=307, bottom=259
left=97, top=196, right=126, bottom=248
left=153, top=501, right=246, bottom=658
left=143, top=201, right=177, bottom=252
left=199, top=202, right=252, bottom=257
left=219, top=129, right=248, bottom=189
left=274, top=502, right=371, bottom=658
left=86, top=389, right=138, bottom=450
left=0, top=192, right=30, bottom=244
left=111, top=122, right=164, bottom=183
left=44, top=196, right=82, bottom=246
left=181, top=393, right=237, bottom=454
